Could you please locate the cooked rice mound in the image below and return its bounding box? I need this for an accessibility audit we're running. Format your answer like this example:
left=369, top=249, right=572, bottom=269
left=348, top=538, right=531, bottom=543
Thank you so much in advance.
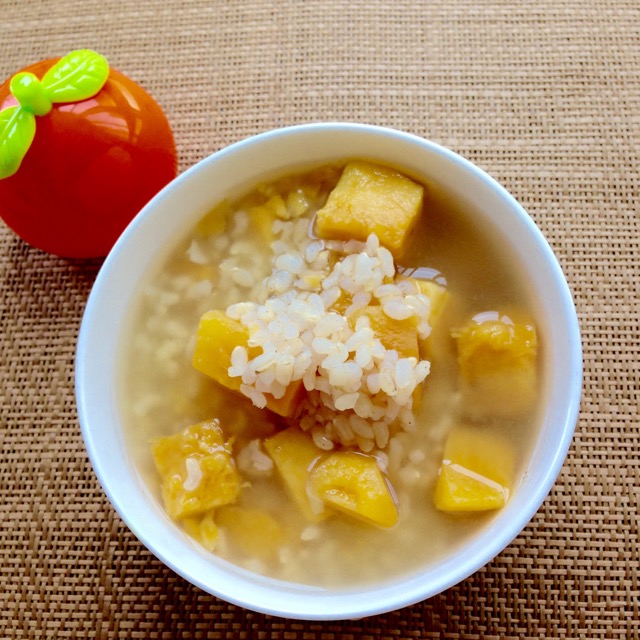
left=226, top=219, right=432, bottom=453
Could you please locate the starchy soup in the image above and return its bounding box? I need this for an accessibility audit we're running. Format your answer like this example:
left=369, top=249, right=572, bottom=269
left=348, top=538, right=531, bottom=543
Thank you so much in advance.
left=121, top=161, right=541, bottom=587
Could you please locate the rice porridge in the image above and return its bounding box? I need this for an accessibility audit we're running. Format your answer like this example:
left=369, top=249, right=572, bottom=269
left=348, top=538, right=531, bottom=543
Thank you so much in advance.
left=121, top=162, right=540, bottom=587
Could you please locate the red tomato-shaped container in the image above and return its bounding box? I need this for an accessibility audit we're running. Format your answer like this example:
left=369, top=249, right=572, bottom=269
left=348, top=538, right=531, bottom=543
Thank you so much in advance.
left=0, top=56, right=177, bottom=258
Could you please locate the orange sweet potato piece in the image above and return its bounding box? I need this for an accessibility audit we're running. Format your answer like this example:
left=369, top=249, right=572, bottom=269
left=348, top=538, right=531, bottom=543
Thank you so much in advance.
left=192, top=310, right=304, bottom=417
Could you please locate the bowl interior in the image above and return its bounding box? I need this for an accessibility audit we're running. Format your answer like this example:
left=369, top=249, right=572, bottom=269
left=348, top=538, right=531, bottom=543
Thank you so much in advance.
left=75, top=123, right=582, bottom=620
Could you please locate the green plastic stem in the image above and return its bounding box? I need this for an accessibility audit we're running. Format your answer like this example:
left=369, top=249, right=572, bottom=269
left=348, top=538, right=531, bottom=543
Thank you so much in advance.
left=10, top=73, right=52, bottom=116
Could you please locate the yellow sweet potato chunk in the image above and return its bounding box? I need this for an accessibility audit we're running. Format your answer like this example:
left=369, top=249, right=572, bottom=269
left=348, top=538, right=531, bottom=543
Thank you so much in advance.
left=453, top=312, right=538, bottom=419
left=217, top=506, right=285, bottom=561
left=182, top=512, right=219, bottom=552
left=247, top=204, right=276, bottom=244
left=195, top=199, right=232, bottom=237
left=348, top=305, right=419, bottom=359
left=192, top=310, right=304, bottom=417
left=413, top=279, right=450, bottom=359
left=348, top=305, right=425, bottom=407
left=192, top=310, right=252, bottom=394
left=264, top=194, right=288, bottom=219
left=434, top=425, right=515, bottom=512
left=308, top=451, right=399, bottom=528
left=264, top=428, right=327, bottom=522
left=435, top=465, right=506, bottom=512
left=315, top=161, right=424, bottom=257
left=152, top=419, right=240, bottom=519
left=415, top=280, right=449, bottom=327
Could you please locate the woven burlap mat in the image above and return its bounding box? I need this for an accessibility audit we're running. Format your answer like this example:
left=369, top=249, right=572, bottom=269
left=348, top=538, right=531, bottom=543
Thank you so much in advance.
left=1, top=0, right=638, bottom=638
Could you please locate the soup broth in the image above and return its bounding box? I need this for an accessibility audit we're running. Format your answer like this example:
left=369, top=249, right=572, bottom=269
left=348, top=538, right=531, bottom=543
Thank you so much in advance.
left=121, top=162, right=541, bottom=587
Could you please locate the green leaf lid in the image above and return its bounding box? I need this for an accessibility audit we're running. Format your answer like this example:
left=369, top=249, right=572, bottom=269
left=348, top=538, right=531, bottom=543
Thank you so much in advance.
left=0, top=49, right=109, bottom=179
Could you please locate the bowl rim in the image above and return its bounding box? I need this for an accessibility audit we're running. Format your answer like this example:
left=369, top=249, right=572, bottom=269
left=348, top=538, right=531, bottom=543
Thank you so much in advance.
left=75, top=122, right=582, bottom=620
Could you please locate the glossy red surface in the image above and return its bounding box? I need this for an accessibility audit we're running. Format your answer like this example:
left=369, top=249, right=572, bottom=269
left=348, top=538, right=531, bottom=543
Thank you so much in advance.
left=0, top=58, right=177, bottom=257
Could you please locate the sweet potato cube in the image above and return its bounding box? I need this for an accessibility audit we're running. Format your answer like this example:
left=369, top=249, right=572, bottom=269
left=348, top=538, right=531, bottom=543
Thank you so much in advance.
left=415, top=279, right=449, bottom=328
left=411, top=279, right=450, bottom=358
left=315, top=161, right=424, bottom=257
left=308, top=451, right=399, bottom=528
left=264, top=428, right=327, bottom=522
left=192, top=310, right=304, bottom=417
left=434, top=425, right=515, bottom=512
left=192, top=310, right=253, bottom=394
left=348, top=305, right=425, bottom=407
left=217, top=506, right=285, bottom=561
left=182, top=512, right=219, bottom=552
left=349, top=305, right=419, bottom=359
left=152, top=419, right=240, bottom=519
left=195, top=199, right=231, bottom=237
left=453, top=312, right=538, bottom=419
left=247, top=204, right=276, bottom=244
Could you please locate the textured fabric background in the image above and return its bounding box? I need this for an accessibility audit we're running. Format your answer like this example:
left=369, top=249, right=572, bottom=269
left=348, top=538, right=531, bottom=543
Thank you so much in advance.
left=1, top=0, right=638, bottom=638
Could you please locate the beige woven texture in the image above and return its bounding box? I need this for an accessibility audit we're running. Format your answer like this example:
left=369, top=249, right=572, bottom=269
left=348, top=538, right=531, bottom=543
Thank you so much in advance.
left=1, top=0, right=638, bottom=637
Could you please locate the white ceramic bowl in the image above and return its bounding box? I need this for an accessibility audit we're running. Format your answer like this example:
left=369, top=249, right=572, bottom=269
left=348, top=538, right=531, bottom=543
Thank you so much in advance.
left=75, top=123, right=582, bottom=620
